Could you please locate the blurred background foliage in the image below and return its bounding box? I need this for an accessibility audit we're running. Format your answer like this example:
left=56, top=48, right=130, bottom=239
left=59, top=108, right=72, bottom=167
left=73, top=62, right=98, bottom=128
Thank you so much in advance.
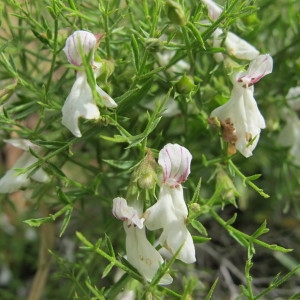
left=0, top=0, right=299, bottom=299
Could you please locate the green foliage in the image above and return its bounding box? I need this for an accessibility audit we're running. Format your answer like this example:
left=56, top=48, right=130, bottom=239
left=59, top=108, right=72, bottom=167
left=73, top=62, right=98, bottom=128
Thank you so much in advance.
left=0, top=0, right=299, bottom=299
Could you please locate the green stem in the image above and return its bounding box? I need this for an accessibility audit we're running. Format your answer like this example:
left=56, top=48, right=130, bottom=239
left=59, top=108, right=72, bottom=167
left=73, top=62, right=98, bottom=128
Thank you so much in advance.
left=46, top=16, right=59, bottom=93
left=210, top=209, right=291, bottom=252
left=76, top=232, right=144, bottom=282
left=228, top=159, right=270, bottom=198
left=181, top=25, right=195, bottom=69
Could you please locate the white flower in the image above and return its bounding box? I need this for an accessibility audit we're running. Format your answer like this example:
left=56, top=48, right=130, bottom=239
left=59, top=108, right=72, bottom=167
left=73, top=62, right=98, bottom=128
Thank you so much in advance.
left=145, top=144, right=196, bottom=263
left=278, top=113, right=300, bottom=166
left=62, top=31, right=117, bottom=137
left=286, top=86, right=300, bottom=111
left=210, top=54, right=273, bottom=157
left=0, top=139, right=49, bottom=193
left=112, top=197, right=172, bottom=285
left=202, top=0, right=259, bottom=62
left=212, top=27, right=259, bottom=63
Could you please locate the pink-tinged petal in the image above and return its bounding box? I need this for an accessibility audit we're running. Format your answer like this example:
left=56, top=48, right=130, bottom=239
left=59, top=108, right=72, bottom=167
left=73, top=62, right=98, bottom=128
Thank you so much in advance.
left=124, top=226, right=173, bottom=285
left=158, top=143, right=192, bottom=186
left=112, top=197, right=144, bottom=229
left=63, top=30, right=97, bottom=66
left=202, top=0, right=222, bottom=21
left=237, top=54, right=273, bottom=87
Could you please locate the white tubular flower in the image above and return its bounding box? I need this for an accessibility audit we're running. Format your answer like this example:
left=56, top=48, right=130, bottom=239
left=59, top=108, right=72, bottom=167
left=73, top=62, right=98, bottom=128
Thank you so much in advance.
left=0, top=139, right=49, bottom=194
left=210, top=54, right=273, bottom=157
left=203, top=0, right=259, bottom=62
left=212, top=28, right=259, bottom=63
left=62, top=31, right=117, bottom=137
left=63, top=30, right=97, bottom=66
left=286, top=86, right=300, bottom=111
left=145, top=144, right=196, bottom=264
left=112, top=197, right=173, bottom=285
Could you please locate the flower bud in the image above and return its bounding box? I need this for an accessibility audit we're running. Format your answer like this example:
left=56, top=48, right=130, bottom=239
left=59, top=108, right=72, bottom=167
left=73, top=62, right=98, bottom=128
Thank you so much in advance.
left=216, top=167, right=239, bottom=206
left=136, top=150, right=158, bottom=190
left=175, top=74, right=195, bottom=94
left=166, top=0, right=186, bottom=26
left=189, top=202, right=201, bottom=214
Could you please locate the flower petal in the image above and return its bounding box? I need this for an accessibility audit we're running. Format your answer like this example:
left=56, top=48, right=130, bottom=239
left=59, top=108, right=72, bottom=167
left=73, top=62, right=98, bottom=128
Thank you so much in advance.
left=0, top=152, right=49, bottom=194
left=113, top=197, right=144, bottom=229
left=159, top=220, right=196, bottom=264
left=124, top=226, right=173, bottom=285
left=4, top=139, right=39, bottom=152
left=225, top=32, right=259, bottom=61
left=95, top=85, right=118, bottom=108
left=62, top=72, right=100, bottom=137
left=237, top=54, right=273, bottom=87
left=158, top=143, right=192, bottom=186
left=63, top=30, right=97, bottom=66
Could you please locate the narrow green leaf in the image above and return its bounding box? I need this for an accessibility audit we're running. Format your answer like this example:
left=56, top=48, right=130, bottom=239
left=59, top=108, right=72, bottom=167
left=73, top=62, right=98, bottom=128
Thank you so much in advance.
left=102, top=159, right=135, bottom=170
left=59, top=208, right=73, bottom=237
left=225, top=213, right=237, bottom=226
left=102, top=262, right=115, bottom=279
left=247, top=174, right=262, bottom=181
left=104, top=234, right=115, bottom=259
left=192, top=236, right=211, bottom=243
left=190, top=219, right=208, bottom=236
left=204, top=277, right=219, bottom=300
left=131, top=34, right=140, bottom=70
left=251, top=220, right=269, bottom=239
left=24, top=217, right=52, bottom=227
left=229, top=230, right=249, bottom=248
left=116, top=78, right=153, bottom=113
left=186, top=21, right=205, bottom=49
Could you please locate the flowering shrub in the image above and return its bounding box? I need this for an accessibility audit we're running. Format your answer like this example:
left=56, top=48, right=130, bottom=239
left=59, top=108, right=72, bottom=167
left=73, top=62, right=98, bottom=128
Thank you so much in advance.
left=0, top=0, right=299, bottom=299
